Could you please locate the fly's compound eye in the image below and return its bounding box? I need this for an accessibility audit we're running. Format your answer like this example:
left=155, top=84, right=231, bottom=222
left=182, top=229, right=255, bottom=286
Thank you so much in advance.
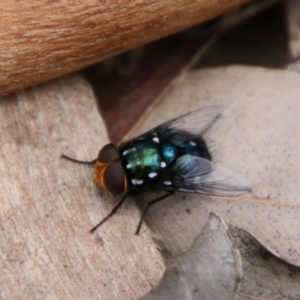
left=94, top=144, right=127, bottom=194
left=98, top=143, right=119, bottom=163
left=103, top=162, right=127, bottom=194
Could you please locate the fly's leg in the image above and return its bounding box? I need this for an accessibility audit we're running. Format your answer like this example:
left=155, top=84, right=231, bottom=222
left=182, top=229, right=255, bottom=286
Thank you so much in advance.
left=135, top=191, right=174, bottom=235
left=90, top=193, right=129, bottom=233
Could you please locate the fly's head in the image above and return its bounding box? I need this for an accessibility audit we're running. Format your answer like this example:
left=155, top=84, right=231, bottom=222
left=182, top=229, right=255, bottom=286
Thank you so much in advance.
left=94, top=143, right=128, bottom=194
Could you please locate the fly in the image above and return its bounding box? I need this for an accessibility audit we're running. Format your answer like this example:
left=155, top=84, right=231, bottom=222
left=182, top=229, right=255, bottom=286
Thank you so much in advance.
left=62, top=106, right=252, bottom=234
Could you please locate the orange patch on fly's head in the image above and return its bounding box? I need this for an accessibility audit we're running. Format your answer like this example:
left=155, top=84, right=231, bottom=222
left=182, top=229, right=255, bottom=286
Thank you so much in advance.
left=123, top=173, right=128, bottom=192
left=93, top=162, right=109, bottom=188
left=93, top=161, right=128, bottom=194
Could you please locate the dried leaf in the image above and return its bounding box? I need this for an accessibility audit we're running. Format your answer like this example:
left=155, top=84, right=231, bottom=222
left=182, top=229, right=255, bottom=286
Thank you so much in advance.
left=137, top=66, right=300, bottom=267
left=82, top=34, right=209, bottom=144
left=0, top=75, right=164, bottom=299
left=286, top=0, right=300, bottom=58
left=230, top=226, right=300, bottom=300
left=142, top=214, right=242, bottom=300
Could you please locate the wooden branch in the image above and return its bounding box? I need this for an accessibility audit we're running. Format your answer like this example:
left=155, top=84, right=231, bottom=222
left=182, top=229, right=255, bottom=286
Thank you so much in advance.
left=0, top=0, right=251, bottom=96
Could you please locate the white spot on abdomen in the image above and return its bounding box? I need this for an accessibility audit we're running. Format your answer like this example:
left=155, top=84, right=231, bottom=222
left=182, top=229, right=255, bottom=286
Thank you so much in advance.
left=148, top=172, right=157, bottom=178
left=131, top=179, right=143, bottom=185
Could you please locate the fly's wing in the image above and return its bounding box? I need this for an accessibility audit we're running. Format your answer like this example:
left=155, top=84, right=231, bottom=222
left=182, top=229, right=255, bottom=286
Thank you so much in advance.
left=127, top=106, right=251, bottom=196
left=161, top=106, right=226, bottom=136
left=137, top=106, right=226, bottom=141
left=159, top=155, right=252, bottom=196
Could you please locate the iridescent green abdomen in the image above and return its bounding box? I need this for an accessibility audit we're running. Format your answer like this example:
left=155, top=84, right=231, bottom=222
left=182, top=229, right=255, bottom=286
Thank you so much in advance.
left=120, top=132, right=211, bottom=191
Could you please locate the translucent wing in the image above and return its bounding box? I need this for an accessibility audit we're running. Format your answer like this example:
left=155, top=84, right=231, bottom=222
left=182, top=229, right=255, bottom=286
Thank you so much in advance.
left=138, top=106, right=226, bottom=140
left=126, top=106, right=252, bottom=196
left=162, top=106, right=226, bottom=136
left=162, top=155, right=252, bottom=196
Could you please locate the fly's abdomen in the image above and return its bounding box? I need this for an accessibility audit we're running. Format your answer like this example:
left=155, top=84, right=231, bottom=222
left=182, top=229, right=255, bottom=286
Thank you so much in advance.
left=178, top=138, right=211, bottom=161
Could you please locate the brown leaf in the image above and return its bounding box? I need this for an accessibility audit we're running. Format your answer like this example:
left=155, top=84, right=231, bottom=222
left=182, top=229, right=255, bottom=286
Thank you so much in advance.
left=0, top=75, right=164, bottom=299
left=286, top=0, right=300, bottom=58
left=82, top=33, right=212, bottom=144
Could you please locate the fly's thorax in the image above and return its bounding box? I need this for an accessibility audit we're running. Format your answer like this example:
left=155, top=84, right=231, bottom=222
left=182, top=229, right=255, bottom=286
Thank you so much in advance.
left=120, top=135, right=172, bottom=188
